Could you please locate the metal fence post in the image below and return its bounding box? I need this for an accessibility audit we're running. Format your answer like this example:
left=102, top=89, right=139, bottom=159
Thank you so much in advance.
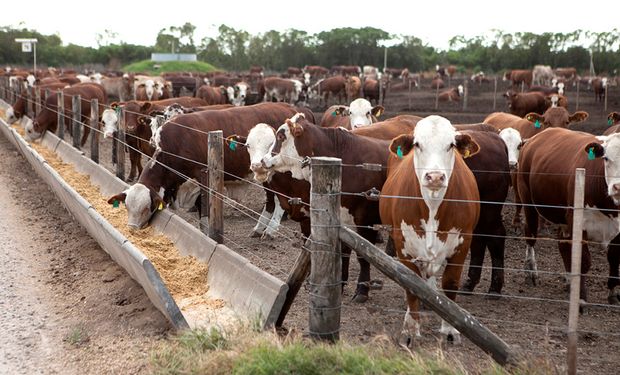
left=72, top=95, right=81, bottom=149
left=567, top=168, right=585, bottom=375
left=116, top=108, right=125, bottom=181
left=90, top=98, right=99, bottom=163
left=493, top=77, right=498, bottom=111
left=208, top=130, right=224, bottom=243
left=57, top=91, right=65, bottom=140
left=309, top=156, right=342, bottom=342
left=35, top=87, right=41, bottom=116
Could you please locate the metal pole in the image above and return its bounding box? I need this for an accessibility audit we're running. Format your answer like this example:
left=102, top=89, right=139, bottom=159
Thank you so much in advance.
left=35, top=87, right=41, bottom=116
left=33, top=42, right=37, bottom=76
left=309, top=156, right=342, bottom=342
left=116, top=108, right=125, bottom=181
left=462, top=79, right=468, bottom=111
left=493, top=77, right=498, bottom=111
left=90, top=98, right=99, bottom=164
left=575, top=80, right=580, bottom=111
left=208, top=130, right=224, bottom=243
left=383, top=47, right=387, bottom=73
left=567, top=168, right=585, bottom=375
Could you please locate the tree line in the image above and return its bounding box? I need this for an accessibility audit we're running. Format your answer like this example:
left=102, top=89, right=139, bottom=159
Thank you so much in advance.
left=1, top=24, right=619, bottom=75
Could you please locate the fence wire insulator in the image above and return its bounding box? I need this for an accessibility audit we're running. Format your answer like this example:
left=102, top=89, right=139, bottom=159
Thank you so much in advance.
left=301, top=156, right=311, bottom=168
left=288, top=197, right=303, bottom=205
left=361, top=163, right=382, bottom=171
left=362, top=187, right=381, bottom=201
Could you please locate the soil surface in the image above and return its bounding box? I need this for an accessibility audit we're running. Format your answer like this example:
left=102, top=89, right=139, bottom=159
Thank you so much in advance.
left=0, top=133, right=170, bottom=374
left=3, top=76, right=620, bottom=373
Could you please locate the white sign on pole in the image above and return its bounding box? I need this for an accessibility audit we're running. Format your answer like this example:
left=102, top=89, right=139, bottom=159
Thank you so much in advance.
left=21, top=42, right=32, bottom=53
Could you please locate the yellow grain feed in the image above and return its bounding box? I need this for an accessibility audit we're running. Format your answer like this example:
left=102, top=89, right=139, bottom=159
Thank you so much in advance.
left=8, top=121, right=215, bottom=305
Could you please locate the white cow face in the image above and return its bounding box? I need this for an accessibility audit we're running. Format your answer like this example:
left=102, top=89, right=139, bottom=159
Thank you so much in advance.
left=262, top=113, right=309, bottom=181
left=457, top=84, right=464, bottom=96
left=303, top=73, right=311, bottom=85
left=348, top=98, right=383, bottom=129
left=101, top=108, right=119, bottom=138
left=390, top=116, right=479, bottom=202
left=246, top=123, right=276, bottom=182
left=144, top=79, right=155, bottom=100
left=5, top=106, right=17, bottom=124
left=557, top=82, right=565, bottom=95
left=26, top=74, right=36, bottom=87
left=107, top=183, right=164, bottom=229
left=90, top=73, right=102, bottom=84
left=499, top=128, right=523, bottom=169
left=588, top=133, right=620, bottom=205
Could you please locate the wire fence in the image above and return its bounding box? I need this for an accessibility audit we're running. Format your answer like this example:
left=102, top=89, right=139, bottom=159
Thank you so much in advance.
left=3, top=83, right=620, bottom=353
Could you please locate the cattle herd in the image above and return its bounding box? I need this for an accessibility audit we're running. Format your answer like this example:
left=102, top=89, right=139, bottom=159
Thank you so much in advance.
left=2, top=62, right=620, bottom=350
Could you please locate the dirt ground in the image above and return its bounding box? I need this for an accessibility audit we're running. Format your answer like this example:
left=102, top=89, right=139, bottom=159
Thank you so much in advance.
left=0, top=133, right=170, bottom=374
left=3, top=77, right=620, bottom=373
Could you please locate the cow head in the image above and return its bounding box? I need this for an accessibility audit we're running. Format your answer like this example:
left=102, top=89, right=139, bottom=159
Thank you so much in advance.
left=498, top=128, right=523, bottom=169
left=5, top=104, right=20, bottom=124
left=143, top=79, right=155, bottom=100
left=389, top=115, right=479, bottom=198
left=608, top=112, right=620, bottom=126
left=525, top=108, right=588, bottom=129
left=26, top=74, right=36, bottom=87
left=261, top=113, right=310, bottom=181
left=303, top=73, right=311, bottom=86
left=457, top=84, right=464, bottom=96
left=557, top=82, right=565, bottom=95
left=348, top=98, right=383, bottom=129
left=107, top=183, right=165, bottom=229
left=242, top=123, right=276, bottom=182
left=102, top=107, right=120, bottom=138
left=585, top=133, right=620, bottom=205
left=233, top=83, right=248, bottom=106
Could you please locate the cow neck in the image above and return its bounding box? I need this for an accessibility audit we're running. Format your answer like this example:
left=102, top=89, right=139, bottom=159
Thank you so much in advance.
left=584, top=161, right=619, bottom=216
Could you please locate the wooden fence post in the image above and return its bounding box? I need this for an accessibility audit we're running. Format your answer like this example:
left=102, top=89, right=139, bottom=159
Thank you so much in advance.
left=407, top=79, right=412, bottom=110
left=90, top=98, right=99, bottom=164
left=57, top=91, right=65, bottom=140
left=35, top=87, right=41, bottom=116
left=567, top=168, right=585, bottom=375
left=575, top=80, right=580, bottom=111
left=116, top=108, right=125, bottom=181
left=434, top=81, right=440, bottom=110
left=604, top=84, right=608, bottom=112
left=27, top=86, right=34, bottom=118
left=277, top=239, right=311, bottom=327
left=208, top=130, right=224, bottom=243
left=72, top=95, right=81, bottom=149
left=493, top=76, right=498, bottom=111
left=462, top=79, right=468, bottom=111
left=309, top=156, right=342, bottom=342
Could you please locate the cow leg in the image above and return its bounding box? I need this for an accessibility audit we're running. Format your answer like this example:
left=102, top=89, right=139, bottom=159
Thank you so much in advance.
left=607, top=234, right=620, bottom=304
left=351, top=228, right=380, bottom=303
left=486, top=226, right=506, bottom=297
left=80, top=114, right=90, bottom=147
left=558, top=232, right=591, bottom=303
left=263, top=198, right=285, bottom=239
left=440, top=242, right=469, bottom=344
left=341, top=243, right=351, bottom=293
left=522, top=205, right=540, bottom=286
left=127, top=148, right=141, bottom=182
left=460, top=233, right=485, bottom=294
left=252, top=189, right=275, bottom=238
left=511, top=171, right=522, bottom=227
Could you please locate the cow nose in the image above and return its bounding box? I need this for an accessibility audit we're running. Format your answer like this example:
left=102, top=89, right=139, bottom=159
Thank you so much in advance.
left=424, top=172, right=446, bottom=187
left=251, top=162, right=263, bottom=171
left=612, top=183, right=620, bottom=195
left=509, top=160, right=518, bottom=169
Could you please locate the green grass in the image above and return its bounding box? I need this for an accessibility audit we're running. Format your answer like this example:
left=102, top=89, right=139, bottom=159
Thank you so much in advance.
left=123, top=60, right=219, bottom=75
left=149, top=325, right=544, bottom=375
left=64, top=325, right=89, bottom=347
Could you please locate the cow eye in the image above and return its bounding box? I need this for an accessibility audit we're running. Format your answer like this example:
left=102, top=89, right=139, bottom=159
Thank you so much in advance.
left=448, top=143, right=455, bottom=151
left=277, top=132, right=286, bottom=141
left=603, top=156, right=609, bottom=162
left=413, top=142, right=420, bottom=149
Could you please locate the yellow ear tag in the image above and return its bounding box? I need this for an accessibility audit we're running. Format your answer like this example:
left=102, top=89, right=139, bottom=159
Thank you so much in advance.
left=464, top=149, right=470, bottom=158
left=158, top=202, right=164, bottom=211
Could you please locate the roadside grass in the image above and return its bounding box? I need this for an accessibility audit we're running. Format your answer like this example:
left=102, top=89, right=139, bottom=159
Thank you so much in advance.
left=123, top=60, right=219, bottom=75
left=63, top=324, right=89, bottom=347
left=149, top=324, right=553, bottom=375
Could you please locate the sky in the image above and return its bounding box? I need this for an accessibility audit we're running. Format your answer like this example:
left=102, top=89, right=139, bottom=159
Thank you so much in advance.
left=2, top=1, right=618, bottom=50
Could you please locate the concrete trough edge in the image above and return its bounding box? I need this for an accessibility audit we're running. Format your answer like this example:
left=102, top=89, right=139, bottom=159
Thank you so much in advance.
left=0, top=104, right=289, bottom=329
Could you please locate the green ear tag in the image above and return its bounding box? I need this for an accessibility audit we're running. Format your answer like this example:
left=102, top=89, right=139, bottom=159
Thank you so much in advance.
left=331, top=111, right=337, bottom=116
left=588, top=147, right=595, bottom=160
left=229, top=141, right=237, bottom=151
left=534, top=119, right=541, bottom=129
left=609, top=118, right=614, bottom=126
left=396, top=145, right=404, bottom=159
left=113, top=200, right=119, bottom=208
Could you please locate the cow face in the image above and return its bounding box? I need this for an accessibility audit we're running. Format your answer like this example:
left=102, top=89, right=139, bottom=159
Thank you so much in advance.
left=348, top=98, right=383, bottom=129
left=107, top=183, right=164, bottom=229
left=526, top=108, right=588, bottom=128
left=499, top=128, right=523, bottom=169
left=143, top=79, right=155, bottom=100
left=262, top=113, right=310, bottom=181
left=390, top=116, right=479, bottom=198
left=244, top=123, right=275, bottom=182
left=586, top=133, right=620, bottom=204
left=101, top=108, right=119, bottom=138
left=26, top=74, right=36, bottom=87
left=557, top=82, right=565, bottom=95
left=5, top=106, right=18, bottom=124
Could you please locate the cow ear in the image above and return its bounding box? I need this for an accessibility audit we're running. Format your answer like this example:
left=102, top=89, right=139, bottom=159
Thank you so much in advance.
left=137, top=116, right=149, bottom=126
left=371, top=105, right=384, bottom=118
left=107, top=192, right=127, bottom=205
left=455, top=133, right=480, bottom=159
left=525, top=112, right=543, bottom=123
left=110, top=102, right=119, bottom=109
left=140, top=102, right=152, bottom=113
left=609, top=112, right=620, bottom=125
left=518, top=138, right=529, bottom=150
left=569, top=111, right=589, bottom=124
left=389, top=134, right=414, bottom=158
left=150, top=190, right=166, bottom=212
left=584, top=142, right=604, bottom=159
left=333, top=106, right=348, bottom=116
left=225, top=135, right=247, bottom=150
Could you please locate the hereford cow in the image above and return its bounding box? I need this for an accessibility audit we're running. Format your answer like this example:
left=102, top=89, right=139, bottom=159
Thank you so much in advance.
left=308, top=76, right=346, bottom=106
left=503, top=90, right=547, bottom=118
left=592, top=77, right=608, bottom=102
left=438, top=85, right=463, bottom=102
left=261, top=113, right=392, bottom=303
left=287, top=67, right=302, bottom=76
left=319, top=98, right=384, bottom=130
left=101, top=76, right=133, bottom=101
left=106, top=102, right=314, bottom=229
left=503, top=70, right=533, bottom=89
left=195, top=85, right=233, bottom=105
left=527, top=85, right=560, bottom=96
left=26, top=83, right=107, bottom=146
left=470, top=72, right=489, bottom=85
left=544, top=94, right=568, bottom=109
left=362, top=78, right=387, bottom=105
left=436, top=65, right=457, bottom=78
left=5, top=82, right=69, bottom=124
left=345, top=76, right=362, bottom=101
left=263, top=77, right=303, bottom=104
left=517, top=128, right=620, bottom=304
left=555, top=67, right=577, bottom=81
left=379, top=115, right=480, bottom=345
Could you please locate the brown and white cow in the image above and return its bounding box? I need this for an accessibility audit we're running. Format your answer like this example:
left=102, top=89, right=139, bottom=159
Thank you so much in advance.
left=106, top=102, right=314, bottom=229
left=438, top=85, right=463, bottom=102
left=261, top=113, right=392, bottom=302
left=26, top=83, right=107, bottom=146
left=319, top=98, right=384, bottom=130
left=195, top=84, right=233, bottom=105
left=362, top=78, right=387, bottom=105
left=430, top=77, right=444, bottom=89
left=503, top=69, right=533, bottom=88
left=302, top=65, right=329, bottom=79
left=503, top=90, right=547, bottom=118
left=263, top=77, right=303, bottom=104
left=517, top=127, right=620, bottom=304
left=308, top=76, right=346, bottom=106
left=555, top=67, right=577, bottom=82
left=592, top=77, right=608, bottom=102
left=5, top=82, right=69, bottom=124
left=379, top=115, right=480, bottom=345
left=101, top=76, right=133, bottom=102
left=532, top=65, right=554, bottom=86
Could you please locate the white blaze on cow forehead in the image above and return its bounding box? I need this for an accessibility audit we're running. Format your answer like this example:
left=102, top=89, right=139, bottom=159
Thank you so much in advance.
left=457, top=84, right=464, bottom=96
left=349, top=98, right=373, bottom=129
left=101, top=108, right=119, bottom=138
left=247, top=123, right=276, bottom=182
left=289, top=112, right=305, bottom=124
left=499, top=128, right=522, bottom=167
left=600, top=133, right=620, bottom=204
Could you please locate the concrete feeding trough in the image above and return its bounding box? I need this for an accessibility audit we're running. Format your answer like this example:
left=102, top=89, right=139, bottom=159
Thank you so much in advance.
left=0, top=101, right=288, bottom=330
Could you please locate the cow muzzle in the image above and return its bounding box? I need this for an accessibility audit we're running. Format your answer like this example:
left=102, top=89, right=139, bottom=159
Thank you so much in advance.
left=509, top=160, right=518, bottom=170
left=424, top=172, right=446, bottom=190
left=609, top=183, right=620, bottom=204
